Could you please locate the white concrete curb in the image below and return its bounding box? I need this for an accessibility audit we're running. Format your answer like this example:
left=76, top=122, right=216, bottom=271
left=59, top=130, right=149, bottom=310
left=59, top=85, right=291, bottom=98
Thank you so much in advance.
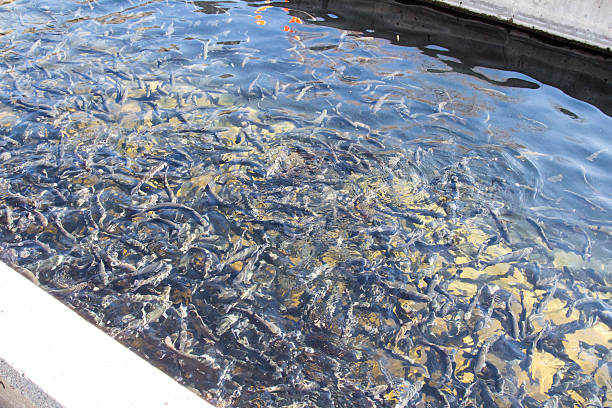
left=0, top=262, right=213, bottom=408
left=425, top=0, right=611, bottom=51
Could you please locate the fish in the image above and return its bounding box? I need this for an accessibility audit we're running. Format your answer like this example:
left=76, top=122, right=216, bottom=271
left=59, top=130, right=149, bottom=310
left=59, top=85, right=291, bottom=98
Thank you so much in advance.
left=3, top=190, right=38, bottom=208
left=234, top=306, right=282, bottom=337
left=137, top=216, right=181, bottom=234
left=482, top=247, right=533, bottom=268
left=523, top=324, right=548, bottom=374
left=420, top=340, right=453, bottom=381
left=131, top=162, right=166, bottom=196
left=506, top=298, right=521, bottom=339
left=1, top=9, right=610, bottom=406
left=104, top=67, right=133, bottom=81
left=425, top=273, right=440, bottom=297
left=4, top=239, right=52, bottom=256
left=27, top=39, right=41, bottom=55
left=579, top=226, right=592, bottom=261
left=96, top=258, right=110, bottom=287
left=372, top=92, right=391, bottom=114
left=101, top=251, right=138, bottom=275
left=586, top=147, right=607, bottom=161
left=9, top=264, right=40, bottom=286
left=478, top=380, right=500, bottom=408
left=187, top=306, right=218, bottom=343
left=130, top=202, right=207, bottom=226
left=531, top=280, right=558, bottom=317
left=31, top=209, right=48, bottom=228
left=474, top=335, right=498, bottom=375
left=526, top=216, right=552, bottom=250
left=216, top=313, right=240, bottom=336
left=597, top=310, right=612, bottom=330
left=564, top=189, right=605, bottom=211
left=379, top=281, right=431, bottom=303
left=88, top=192, right=106, bottom=230
left=488, top=206, right=511, bottom=244
left=202, top=39, right=211, bottom=60
left=115, top=84, right=127, bottom=104
left=48, top=282, right=88, bottom=295
left=165, top=21, right=174, bottom=37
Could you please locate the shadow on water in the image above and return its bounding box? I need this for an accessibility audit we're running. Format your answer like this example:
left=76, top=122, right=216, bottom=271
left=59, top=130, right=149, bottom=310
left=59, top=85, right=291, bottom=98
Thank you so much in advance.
left=275, top=0, right=612, bottom=116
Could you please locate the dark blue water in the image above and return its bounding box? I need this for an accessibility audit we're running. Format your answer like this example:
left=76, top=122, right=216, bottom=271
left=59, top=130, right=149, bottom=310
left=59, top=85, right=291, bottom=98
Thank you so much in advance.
left=0, top=0, right=611, bottom=406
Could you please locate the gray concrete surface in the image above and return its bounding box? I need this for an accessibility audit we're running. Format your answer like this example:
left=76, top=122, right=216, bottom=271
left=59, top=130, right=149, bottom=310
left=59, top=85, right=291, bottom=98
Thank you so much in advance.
left=0, top=357, right=59, bottom=408
left=0, top=262, right=213, bottom=408
left=425, top=0, right=611, bottom=51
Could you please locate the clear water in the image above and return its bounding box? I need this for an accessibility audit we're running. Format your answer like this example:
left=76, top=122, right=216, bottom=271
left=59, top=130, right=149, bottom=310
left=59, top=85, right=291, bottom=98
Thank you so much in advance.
left=0, top=0, right=611, bottom=407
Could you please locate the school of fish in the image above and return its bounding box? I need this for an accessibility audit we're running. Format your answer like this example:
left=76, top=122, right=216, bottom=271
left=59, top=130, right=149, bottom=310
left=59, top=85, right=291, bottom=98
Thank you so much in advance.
left=0, top=0, right=611, bottom=407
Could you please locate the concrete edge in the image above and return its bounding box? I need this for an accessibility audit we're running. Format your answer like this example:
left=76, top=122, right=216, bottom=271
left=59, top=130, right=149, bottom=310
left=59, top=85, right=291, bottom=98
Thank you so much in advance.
left=0, top=356, right=58, bottom=408
left=0, top=261, right=214, bottom=408
left=420, top=0, right=612, bottom=53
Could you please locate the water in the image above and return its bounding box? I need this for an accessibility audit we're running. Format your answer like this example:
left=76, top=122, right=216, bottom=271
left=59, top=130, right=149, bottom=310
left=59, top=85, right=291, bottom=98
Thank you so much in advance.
left=0, top=0, right=611, bottom=406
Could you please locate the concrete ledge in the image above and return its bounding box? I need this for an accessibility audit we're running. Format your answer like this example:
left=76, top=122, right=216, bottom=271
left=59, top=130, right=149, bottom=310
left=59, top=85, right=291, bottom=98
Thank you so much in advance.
left=423, top=0, right=611, bottom=52
left=0, top=262, right=212, bottom=408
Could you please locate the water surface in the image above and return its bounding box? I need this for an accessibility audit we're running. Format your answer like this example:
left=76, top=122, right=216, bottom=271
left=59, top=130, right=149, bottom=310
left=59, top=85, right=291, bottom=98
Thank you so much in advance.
left=0, top=0, right=611, bottom=407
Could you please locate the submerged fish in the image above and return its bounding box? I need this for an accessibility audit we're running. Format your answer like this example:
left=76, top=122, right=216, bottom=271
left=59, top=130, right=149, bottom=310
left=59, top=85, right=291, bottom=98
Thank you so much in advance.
left=0, top=4, right=609, bottom=407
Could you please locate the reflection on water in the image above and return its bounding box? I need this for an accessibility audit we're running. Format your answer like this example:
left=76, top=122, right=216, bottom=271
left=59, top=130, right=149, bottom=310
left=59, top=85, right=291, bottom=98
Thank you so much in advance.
left=0, top=0, right=611, bottom=406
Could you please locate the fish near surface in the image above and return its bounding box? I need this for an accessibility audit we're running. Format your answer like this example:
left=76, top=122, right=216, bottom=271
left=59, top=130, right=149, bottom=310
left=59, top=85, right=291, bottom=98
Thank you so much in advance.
left=0, top=1, right=611, bottom=407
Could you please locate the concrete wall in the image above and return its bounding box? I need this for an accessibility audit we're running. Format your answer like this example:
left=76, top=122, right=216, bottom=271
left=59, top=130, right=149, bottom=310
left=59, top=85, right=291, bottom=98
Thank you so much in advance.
left=425, top=0, right=611, bottom=51
left=0, top=262, right=212, bottom=408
